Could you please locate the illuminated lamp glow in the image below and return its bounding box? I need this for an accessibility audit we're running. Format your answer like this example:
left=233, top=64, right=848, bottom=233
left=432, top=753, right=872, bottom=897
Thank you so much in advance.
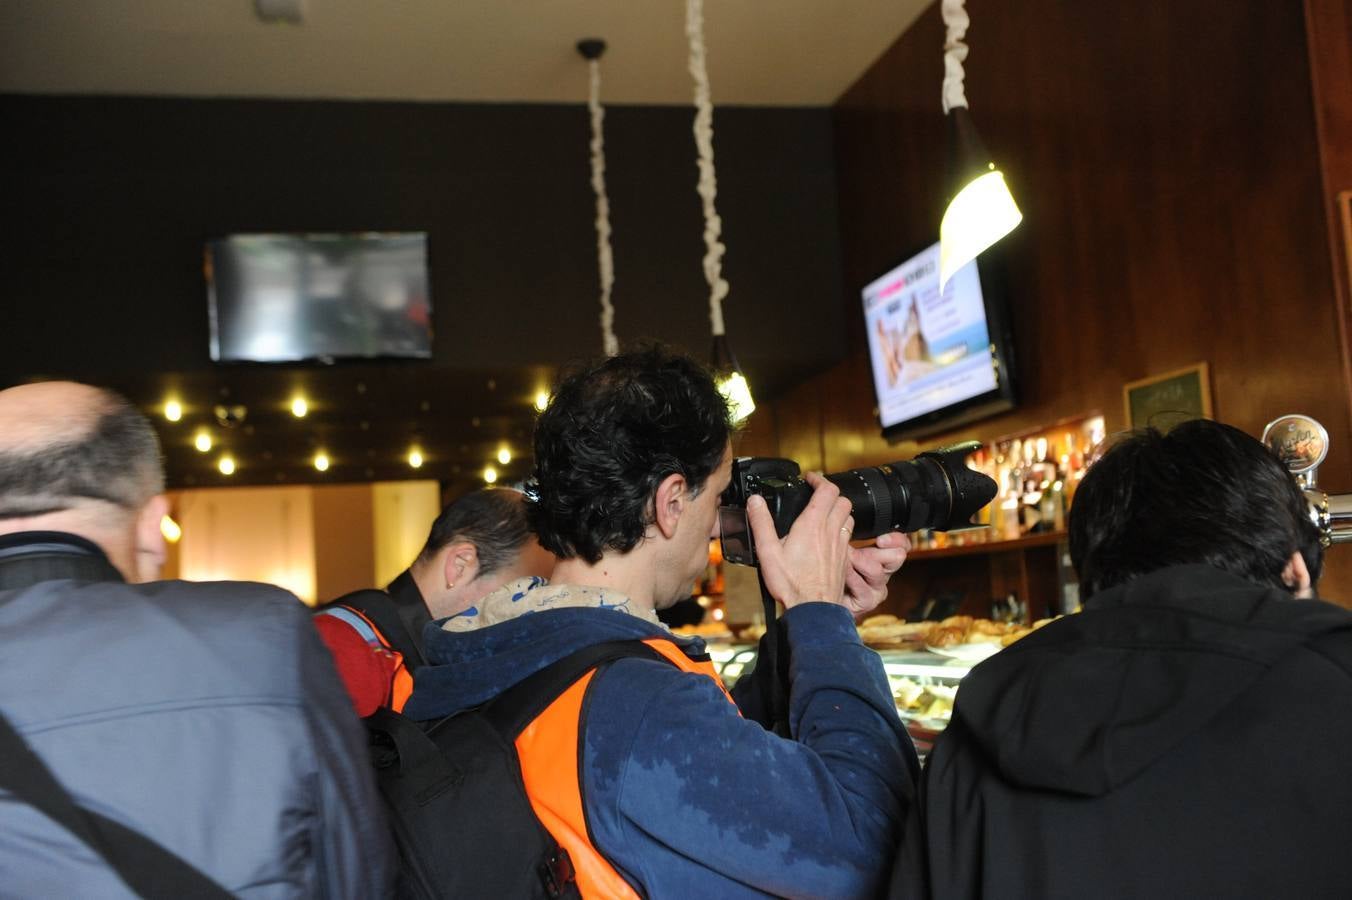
left=938, top=168, right=1022, bottom=292
left=160, top=515, right=182, bottom=543
left=716, top=371, right=756, bottom=423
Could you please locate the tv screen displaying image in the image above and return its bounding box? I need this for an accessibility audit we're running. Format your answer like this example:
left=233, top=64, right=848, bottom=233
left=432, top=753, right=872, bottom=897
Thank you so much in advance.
left=207, top=232, right=433, bottom=363
left=861, top=240, right=1016, bottom=441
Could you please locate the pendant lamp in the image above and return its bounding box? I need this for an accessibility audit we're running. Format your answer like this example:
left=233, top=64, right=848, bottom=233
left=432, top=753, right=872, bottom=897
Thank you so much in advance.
left=938, top=0, right=1021, bottom=292
left=686, top=0, right=755, bottom=422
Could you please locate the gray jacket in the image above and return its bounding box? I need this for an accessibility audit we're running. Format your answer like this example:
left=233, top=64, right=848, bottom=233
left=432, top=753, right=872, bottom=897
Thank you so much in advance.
left=0, top=532, right=394, bottom=898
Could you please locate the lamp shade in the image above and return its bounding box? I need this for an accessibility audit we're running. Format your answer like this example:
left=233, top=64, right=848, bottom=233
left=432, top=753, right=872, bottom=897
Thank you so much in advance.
left=938, top=107, right=1022, bottom=291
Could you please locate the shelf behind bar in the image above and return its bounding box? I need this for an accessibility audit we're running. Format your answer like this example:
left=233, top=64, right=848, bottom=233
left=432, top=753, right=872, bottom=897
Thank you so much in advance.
left=904, top=529, right=1067, bottom=561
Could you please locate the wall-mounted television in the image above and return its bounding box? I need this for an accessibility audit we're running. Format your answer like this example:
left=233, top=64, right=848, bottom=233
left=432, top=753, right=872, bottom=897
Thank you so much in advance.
left=861, top=240, right=1016, bottom=442
left=206, top=232, right=432, bottom=363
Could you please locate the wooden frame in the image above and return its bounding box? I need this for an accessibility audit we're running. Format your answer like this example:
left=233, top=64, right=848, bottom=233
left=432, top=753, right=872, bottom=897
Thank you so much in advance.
left=1122, top=362, right=1212, bottom=431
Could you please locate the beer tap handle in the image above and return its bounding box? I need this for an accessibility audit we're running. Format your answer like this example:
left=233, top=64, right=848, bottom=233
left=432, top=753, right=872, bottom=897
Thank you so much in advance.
left=1262, top=415, right=1351, bottom=547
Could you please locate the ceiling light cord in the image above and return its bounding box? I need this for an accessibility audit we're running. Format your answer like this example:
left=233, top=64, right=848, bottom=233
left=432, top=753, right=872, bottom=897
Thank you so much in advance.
left=686, top=0, right=729, bottom=338
left=941, top=0, right=970, bottom=114
left=586, top=56, right=619, bottom=357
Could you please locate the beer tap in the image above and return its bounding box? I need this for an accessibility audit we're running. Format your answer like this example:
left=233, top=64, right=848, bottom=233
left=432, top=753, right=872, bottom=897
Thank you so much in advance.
left=1262, top=415, right=1352, bottom=547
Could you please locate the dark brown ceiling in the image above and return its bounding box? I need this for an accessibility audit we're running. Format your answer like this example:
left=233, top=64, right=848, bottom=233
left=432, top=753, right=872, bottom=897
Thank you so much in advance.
left=1, top=95, right=851, bottom=499
left=101, top=363, right=555, bottom=499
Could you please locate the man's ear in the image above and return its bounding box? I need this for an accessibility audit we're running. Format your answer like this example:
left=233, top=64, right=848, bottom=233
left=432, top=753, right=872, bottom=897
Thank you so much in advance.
left=133, top=494, right=170, bottom=583
left=1282, top=550, right=1313, bottom=598
left=441, top=541, right=479, bottom=588
left=652, top=472, right=689, bottom=540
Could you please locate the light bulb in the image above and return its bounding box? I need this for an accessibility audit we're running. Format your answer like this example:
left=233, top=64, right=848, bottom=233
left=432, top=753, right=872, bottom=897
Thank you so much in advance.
left=194, top=431, right=212, bottom=453
left=218, top=455, right=236, bottom=476
left=408, top=449, right=424, bottom=469
left=533, top=390, right=550, bottom=412
left=483, top=466, right=498, bottom=484
left=314, top=452, right=330, bottom=472
left=290, top=396, right=308, bottom=418
left=497, top=448, right=512, bottom=465
left=164, top=400, right=182, bottom=422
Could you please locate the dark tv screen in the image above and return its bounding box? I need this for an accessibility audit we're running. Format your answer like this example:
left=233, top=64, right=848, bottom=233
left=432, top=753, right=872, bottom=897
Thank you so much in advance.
left=861, top=240, right=1016, bottom=441
left=207, top=232, right=432, bottom=363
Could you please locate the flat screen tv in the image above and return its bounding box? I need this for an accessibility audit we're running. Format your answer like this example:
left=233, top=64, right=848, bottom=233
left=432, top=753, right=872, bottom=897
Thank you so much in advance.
left=206, top=232, right=432, bottom=363
left=861, top=240, right=1016, bottom=442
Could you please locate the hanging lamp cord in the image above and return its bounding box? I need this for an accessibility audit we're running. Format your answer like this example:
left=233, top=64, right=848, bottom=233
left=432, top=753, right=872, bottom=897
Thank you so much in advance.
left=587, top=57, right=619, bottom=357
left=941, top=0, right=970, bottom=114
left=685, top=0, right=729, bottom=338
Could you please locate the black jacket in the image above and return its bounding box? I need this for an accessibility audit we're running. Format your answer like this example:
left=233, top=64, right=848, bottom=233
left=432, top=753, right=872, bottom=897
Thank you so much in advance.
left=893, top=564, right=1352, bottom=899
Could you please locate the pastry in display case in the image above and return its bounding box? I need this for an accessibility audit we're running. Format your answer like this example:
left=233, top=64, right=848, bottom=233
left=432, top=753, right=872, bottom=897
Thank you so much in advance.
left=700, top=613, right=1062, bottom=759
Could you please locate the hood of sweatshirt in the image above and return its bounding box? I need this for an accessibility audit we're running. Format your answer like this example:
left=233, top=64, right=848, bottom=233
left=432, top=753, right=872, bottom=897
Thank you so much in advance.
left=951, top=564, right=1352, bottom=796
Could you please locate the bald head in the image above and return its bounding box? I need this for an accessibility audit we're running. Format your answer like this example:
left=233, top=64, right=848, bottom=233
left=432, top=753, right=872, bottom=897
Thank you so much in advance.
left=0, top=381, right=164, bottom=520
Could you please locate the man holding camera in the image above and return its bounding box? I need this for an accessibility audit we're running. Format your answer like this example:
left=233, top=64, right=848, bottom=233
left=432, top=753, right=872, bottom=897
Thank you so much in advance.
left=405, top=347, right=916, bottom=898
left=893, top=419, right=1352, bottom=898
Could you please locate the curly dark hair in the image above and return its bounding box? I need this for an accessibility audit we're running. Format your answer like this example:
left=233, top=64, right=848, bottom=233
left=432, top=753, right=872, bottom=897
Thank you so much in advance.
left=528, top=346, right=734, bottom=563
left=1069, top=419, right=1324, bottom=599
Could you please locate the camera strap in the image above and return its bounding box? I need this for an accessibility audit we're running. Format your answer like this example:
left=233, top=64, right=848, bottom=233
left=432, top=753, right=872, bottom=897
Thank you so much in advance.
left=755, top=569, right=793, bottom=737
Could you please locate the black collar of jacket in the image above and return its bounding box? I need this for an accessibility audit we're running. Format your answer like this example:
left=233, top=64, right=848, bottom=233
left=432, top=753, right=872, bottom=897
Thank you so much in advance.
left=385, top=568, right=428, bottom=613
left=0, top=531, right=124, bottom=591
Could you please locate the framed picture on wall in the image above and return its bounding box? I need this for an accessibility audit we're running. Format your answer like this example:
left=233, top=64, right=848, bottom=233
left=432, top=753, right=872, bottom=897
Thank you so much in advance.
left=1123, top=362, right=1212, bottom=431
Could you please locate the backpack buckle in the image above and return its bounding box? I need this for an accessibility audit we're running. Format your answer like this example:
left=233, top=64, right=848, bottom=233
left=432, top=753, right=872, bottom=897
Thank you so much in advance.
left=539, top=846, right=576, bottom=897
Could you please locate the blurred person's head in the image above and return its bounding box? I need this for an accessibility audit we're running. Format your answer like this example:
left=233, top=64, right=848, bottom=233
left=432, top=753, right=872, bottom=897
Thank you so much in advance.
left=528, top=346, right=735, bottom=610
left=1069, top=418, right=1323, bottom=601
left=409, top=487, right=555, bottom=619
left=0, top=382, right=168, bottom=582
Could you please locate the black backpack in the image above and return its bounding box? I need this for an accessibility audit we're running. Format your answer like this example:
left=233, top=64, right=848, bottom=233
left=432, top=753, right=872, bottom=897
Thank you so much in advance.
left=367, top=639, right=673, bottom=899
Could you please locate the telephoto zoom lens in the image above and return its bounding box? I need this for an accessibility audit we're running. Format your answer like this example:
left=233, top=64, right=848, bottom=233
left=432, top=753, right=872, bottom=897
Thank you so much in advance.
left=718, top=442, right=997, bottom=567
left=825, top=442, right=997, bottom=539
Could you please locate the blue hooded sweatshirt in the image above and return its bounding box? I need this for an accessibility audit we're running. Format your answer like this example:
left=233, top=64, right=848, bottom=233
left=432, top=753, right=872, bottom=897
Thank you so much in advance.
left=405, top=599, right=917, bottom=898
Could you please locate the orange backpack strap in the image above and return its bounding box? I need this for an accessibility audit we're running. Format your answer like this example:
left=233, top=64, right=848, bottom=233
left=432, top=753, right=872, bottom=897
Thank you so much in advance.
left=513, top=638, right=736, bottom=898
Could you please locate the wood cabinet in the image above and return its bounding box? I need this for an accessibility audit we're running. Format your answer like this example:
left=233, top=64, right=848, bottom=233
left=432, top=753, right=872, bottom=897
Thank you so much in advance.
left=878, top=532, right=1071, bottom=625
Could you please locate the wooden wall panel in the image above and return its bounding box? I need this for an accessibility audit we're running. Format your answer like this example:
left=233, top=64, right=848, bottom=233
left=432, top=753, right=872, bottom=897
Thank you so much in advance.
left=1305, top=0, right=1352, bottom=448
left=733, top=405, right=780, bottom=460
left=313, top=483, right=376, bottom=602
left=774, top=378, right=826, bottom=474
left=764, top=0, right=1352, bottom=603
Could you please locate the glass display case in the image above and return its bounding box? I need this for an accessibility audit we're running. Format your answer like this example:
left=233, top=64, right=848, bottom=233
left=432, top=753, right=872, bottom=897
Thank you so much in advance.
left=704, top=643, right=974, bottom=759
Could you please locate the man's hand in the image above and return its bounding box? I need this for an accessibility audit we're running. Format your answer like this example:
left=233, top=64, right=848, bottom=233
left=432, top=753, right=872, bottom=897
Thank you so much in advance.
left=842, top=531, right=910, bottom=616
left=747, top=473, right=854, bottom=610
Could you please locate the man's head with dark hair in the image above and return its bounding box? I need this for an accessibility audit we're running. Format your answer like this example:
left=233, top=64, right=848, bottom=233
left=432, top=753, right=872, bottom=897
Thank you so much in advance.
left=0, top=381, right=168, bottom=582
left=408, top=487, right=555, bottom=619
left=529, top=346, right=734, bottom=565
left=1069, top=418, right=1323, bottom=600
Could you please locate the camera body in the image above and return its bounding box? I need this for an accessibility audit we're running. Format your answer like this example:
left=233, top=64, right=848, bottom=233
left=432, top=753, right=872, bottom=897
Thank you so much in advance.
left=719, top=441, right=998, bottom=566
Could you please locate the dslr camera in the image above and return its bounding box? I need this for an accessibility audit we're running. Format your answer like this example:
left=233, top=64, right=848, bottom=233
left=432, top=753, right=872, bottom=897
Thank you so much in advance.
left=719, top=441, right=998, bottom=566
